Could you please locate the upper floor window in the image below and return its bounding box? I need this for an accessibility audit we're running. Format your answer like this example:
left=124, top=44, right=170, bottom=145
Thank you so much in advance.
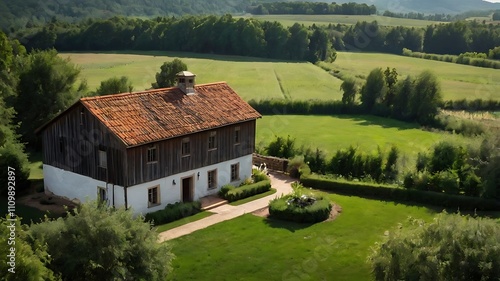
left=99, top=150, right=107, bottom=168
left=234, top=126, right=240, bottom=144
left=182, top=137, right=190, bottom=156
left=148, top=186, right=160, bottom=207
left=147, top=145, right=157, bottom=163
left=208, top=131, right=217, bottom=150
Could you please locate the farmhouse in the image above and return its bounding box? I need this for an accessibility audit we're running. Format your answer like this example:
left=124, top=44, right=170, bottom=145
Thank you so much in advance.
left=37, top=71, right=261, bottom=215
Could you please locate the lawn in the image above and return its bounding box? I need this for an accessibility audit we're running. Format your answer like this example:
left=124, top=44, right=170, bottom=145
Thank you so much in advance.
left=321, top=52, right=500, bottom=101
left=62, top=52, right=343, bottom=101
left=166, top=192, right=438, bottom=281
left=154, top=211, right=215, bottom=233
left=256, top=115, right=474, bottom=165
left=240, top=14, right=441, bottom=27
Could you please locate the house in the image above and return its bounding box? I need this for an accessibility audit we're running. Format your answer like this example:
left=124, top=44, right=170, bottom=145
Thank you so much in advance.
left=37, top=71, right=261, bottom=215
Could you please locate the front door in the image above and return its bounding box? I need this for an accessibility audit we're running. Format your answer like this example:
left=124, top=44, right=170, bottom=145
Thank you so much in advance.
left=182, top=177, right=193, bottom=202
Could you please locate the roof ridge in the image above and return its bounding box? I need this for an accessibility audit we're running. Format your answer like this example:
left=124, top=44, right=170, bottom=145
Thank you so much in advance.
left=80, top=81, right=228, bottom=101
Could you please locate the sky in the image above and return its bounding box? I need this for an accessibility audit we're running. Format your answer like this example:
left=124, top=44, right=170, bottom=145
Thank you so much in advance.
left=484, top=0, right=500, bottom=2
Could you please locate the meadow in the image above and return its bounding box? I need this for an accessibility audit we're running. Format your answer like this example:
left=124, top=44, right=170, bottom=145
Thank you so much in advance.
left=321, top=52, right=500, bottom=101
left=240, top=14, right=441, bottom=27
left=166, top=192, right=438, bottom=281
left=63, top=52, right=344, bottom=101
left=256, top=115, right=474, bottom=166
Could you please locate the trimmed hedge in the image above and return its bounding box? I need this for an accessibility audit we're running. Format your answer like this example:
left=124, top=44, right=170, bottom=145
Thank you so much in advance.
left=300, top=174, right=500, bottom=211
left=144, top=201, right=201, bottom=225
left=269, top=195, right=332, bottom=223
left=221, top=180, right=272, bottom=202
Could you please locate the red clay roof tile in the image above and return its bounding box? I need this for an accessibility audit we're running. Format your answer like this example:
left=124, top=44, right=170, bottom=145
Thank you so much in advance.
left=80, top=82, right=261, bottom=147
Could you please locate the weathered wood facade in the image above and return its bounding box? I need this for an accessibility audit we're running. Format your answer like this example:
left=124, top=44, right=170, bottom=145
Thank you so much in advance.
left=41, top=102, right=256, bottom=188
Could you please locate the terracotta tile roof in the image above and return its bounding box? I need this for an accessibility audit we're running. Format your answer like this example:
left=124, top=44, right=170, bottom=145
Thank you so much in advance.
left=80, top=82, right=261, bottom=147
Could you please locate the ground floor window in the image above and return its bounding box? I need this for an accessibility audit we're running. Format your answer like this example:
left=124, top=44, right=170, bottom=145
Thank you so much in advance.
left=148, top=186, right=160, bottom=207
left=97, top=187, right=106, bottom=204
left=231, top=163, right=239, bottom=182
left=208, top=169, right=217, bottom=189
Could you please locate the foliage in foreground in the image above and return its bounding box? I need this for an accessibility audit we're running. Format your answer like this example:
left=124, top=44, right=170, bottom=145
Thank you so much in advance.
left=0, top=216, right=59, bottom=281
left=369, top=212, right=500, bottom=280
left=29, top=202, right=173, bottom=281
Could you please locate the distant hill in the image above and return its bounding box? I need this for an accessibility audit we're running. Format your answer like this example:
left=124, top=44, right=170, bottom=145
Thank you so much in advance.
left=331, top=0, right=500, bottom=14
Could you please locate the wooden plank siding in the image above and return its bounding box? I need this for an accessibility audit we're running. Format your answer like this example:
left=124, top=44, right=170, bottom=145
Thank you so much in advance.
left=41, top=103, right=127, bottom=186
left=125, top=120, right=256, bottom=186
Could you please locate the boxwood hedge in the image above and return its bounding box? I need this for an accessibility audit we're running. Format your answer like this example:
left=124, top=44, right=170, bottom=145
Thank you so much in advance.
left=269, top=195, right=332, bottom=223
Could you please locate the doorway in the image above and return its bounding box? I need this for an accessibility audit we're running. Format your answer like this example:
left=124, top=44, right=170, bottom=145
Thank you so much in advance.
left=182, top=176, right=193, bottom=202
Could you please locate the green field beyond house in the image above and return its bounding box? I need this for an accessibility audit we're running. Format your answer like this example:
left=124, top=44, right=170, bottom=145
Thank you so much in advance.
left=256, top=115, right=472, bottom=162
left=166, top=193, right=437, bottom=281
left=240, top=14, right=442, bottom=27
left=62, top=52, right=343, bottom=101
left=323, top=52, right=500, bottom=101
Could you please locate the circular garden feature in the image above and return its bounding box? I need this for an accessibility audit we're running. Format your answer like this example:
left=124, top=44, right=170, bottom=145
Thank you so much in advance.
left=269, top=182, right=332, bottom=223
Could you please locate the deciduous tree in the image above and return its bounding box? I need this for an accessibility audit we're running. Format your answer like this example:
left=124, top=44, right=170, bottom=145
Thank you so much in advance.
left=92, top=76, right=133, bottom=96
left=152, top=58, right=187, bottom=89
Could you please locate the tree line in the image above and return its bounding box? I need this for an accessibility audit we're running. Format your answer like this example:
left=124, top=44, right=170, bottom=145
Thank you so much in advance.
left=247, top=2, right=376, bottom=15
left=14, top=15, right=500, bottom=62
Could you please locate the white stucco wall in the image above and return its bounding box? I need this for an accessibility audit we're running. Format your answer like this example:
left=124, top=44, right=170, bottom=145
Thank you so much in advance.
left=43, top=154, right=253, bottom=215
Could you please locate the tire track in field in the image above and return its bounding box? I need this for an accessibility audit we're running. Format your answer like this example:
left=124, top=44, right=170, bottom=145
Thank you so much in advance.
left=274, top=70, right=291, bottom=99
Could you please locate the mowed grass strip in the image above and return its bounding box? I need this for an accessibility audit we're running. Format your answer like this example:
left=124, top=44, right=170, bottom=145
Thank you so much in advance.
left=322, top=52, right=500, bottom=101
left=256, top=115, right=472, bottom=160
left=240, top=14, right=441, bottom=27
left=61, top=52, right=343, bottom=101
left=166, top=193, right=437, bottom=281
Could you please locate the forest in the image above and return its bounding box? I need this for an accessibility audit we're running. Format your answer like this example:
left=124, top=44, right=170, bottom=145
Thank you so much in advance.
left=246, top=2, right=377, bottom=15
left=11, top=15, right=500, bottom=63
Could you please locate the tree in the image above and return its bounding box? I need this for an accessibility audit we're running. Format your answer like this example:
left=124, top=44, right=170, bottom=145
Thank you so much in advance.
left=287, top=23, right=309, bottom=60
left=392, top=75, right=413, bottom=120
left=340, top=77, right=357, bottom=105
left=360, top=68, right=385, bottom=112
left=0, top=216, right=59, bottom=281
left=369, top=213, right=500, bottom=281
left=383, top=67, right=398, bottom=107
left=93, top=76, right=133, bottom=96
left=14, top=49, right=86, bottom=148
left=152, top=58, right=187, bottom=89
left=28, top=202, right=173, bottom=281
left=410, top=70, right=442, bottom=124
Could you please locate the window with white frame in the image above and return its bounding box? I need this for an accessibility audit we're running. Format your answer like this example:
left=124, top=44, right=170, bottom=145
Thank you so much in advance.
left=99, top=150, right=107, bottom=168
left=208, top=170, right=217, bottom=189
left=147, top=145, right=157, bottom=163
left=208, top=131, right=217, bottom=150
left=230, top=163, right=239, bottom=182
left=148, top=186, right=160, bottom=207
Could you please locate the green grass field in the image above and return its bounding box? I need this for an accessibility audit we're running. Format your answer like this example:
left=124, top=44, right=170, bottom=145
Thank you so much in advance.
left=62, top=52, right=343, bottom=101
left=166, top=192, right=437, bottom=281
left=321, top=52, right=500, bottom=101
left=240, top=14, right=441, bottom=27
left=256, top=115, right=474, bottom=165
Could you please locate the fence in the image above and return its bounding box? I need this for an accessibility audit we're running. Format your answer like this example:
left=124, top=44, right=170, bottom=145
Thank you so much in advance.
left=252, top=154, right=288, bottom=173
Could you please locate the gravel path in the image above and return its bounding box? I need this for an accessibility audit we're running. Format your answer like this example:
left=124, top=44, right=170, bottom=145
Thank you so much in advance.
left=158, top=172, right=294, bottom=242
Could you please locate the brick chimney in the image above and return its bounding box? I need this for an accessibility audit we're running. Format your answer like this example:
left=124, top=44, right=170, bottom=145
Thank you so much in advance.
left=176, top=71, right=196, bottom=95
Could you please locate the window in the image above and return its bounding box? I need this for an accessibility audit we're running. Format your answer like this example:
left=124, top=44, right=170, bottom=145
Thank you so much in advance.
left=208, top=170, right=217, bottom=189
left=231, top=163, right=239, bottom=182
left=234, top=126, right=240, bottom=144
left=179, top=78, right=185, bottom=83
left=59, top=136, right=65, bottom=153
left=99, top=150, right=107, bottom=168
left=147, top=146, right=157, bottom=163
left=208, top=131, right=217, bottom=150
left=97, top=187, right=106, bottom=204
left=181, top=138, right=190, bottom=156
left=148, top=186, right=160, bottom=207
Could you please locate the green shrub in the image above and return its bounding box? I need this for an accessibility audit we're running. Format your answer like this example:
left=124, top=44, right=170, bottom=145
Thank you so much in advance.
left=222, top=180, right=271, bottom=202
left=218, top=184, right=236, bottom=197
left=252, top=170, right=269, bottom=183
left=145, top=201, right=201, bottom=225
left=269, top=194, right=332, bottom=223
left=300, top=174, right=500, bottom=211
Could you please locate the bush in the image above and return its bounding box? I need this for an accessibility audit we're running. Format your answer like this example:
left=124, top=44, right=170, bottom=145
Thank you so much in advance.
left=369, top=213, right=500, bottom=281
left=252, top=169, right=270, bottom=183
left=222, top=180, right=271, bottom=202
left=300, top=174, right=500, bottom=211
left=269, top=195, right=332, bottom=223
left=144, top=201, right=201, bottom=225
left=218, top=184, right=236, bottom=197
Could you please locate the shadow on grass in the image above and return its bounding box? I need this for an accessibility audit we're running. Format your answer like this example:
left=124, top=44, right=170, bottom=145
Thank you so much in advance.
left=263, top=216, right=315, bottom=233
left=333, top=114, right=421, bottom=131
